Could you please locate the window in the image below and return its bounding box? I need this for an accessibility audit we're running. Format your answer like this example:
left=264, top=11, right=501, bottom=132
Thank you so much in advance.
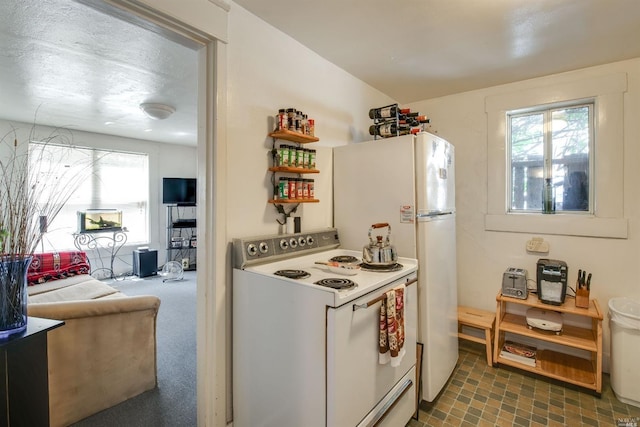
left=485, top=72, right=627, bottom=238
left=508, top=102, right=593, bottom=213
left=30, top=142, right=149, bottom=251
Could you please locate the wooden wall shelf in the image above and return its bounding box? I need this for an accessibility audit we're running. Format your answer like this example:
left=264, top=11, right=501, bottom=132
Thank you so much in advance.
left=268, top=199, right=319, bottom=204
left=268, top=166, right=319, bottom=174
left=269, top=130, right=319, bottom=144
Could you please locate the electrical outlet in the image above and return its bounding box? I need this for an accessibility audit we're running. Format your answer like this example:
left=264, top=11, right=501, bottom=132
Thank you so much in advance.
left=526, top=237, right=549, bottom=254
left=181, top=258, right=189, bottom=269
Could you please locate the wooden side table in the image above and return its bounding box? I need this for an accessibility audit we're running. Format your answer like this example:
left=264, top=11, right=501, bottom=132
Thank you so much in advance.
left=0, top=317, right=64, bottom=426
left=493, top=291, right=603, bottom=393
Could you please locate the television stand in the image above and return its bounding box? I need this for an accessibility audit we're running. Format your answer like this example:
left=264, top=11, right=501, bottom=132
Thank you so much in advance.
left=166, top=205, right=197, bottom=271
left=73, top=230, right=128, bottom=279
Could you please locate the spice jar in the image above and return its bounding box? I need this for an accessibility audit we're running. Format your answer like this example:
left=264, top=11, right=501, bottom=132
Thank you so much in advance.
left=288, top=178, right=297, bottom=200
left=278, top=177, right=288, bottom=199
left=308, top=149, right=316, bottom=170
left=277, top=145, right=288, bottom=167
left=286, top=108, right=296, bottom=131
left=295, top=179, right=303, bottom=199
left=295, top=147, right=304, bottom=169
left=276, top=109, right=288, bottom=131
left=308, top=179, right=315, bottom=199
left=308, top=119, right=315, bottom=137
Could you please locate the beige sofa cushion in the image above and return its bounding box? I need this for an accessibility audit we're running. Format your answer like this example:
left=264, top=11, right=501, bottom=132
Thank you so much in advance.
left=27, top=274, right=160, bottom=427
left=28, top=274, right=99, bottom=296
left=28, top=279, right=120, bottom=303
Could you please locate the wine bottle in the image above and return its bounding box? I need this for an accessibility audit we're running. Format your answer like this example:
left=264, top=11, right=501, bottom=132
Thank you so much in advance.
left=399, top=119, right=419, bottom=127
left=369, top=106, right=397, bottom=119
left=369, top=123, right=418, bottom=137
left=368, top=106, right=411, bottom=120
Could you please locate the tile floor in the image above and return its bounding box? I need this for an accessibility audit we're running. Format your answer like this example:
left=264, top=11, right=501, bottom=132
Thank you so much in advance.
left=408, top=341, right=640, bottom=427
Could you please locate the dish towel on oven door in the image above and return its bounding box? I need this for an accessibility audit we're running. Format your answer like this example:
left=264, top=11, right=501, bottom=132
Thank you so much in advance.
left=379, top=285, right=406, bottom=367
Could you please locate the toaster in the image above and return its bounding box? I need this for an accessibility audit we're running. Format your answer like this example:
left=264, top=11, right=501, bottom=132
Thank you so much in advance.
left=501, top=267, right=528, bottom=299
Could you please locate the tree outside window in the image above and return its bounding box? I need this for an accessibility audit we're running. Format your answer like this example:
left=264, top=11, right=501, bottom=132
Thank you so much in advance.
left=508, top=102, right=592, bottom=213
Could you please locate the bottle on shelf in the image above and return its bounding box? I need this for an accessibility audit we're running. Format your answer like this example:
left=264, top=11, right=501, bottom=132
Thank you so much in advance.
left=276, top=108, right=288, bottom=131
left=369, top=122, right=419, bottom=138
left=286, top=108, right=297, bottom=131
left=308, top=119, right=315, bottom=137
left=278, top=177, right=289, bottom=199
left=398, top=118, right=419, bottom=127
left=368, top=105, right=410, bottom=120
left=543, top=178, right=555, bottom=214
left=308, top=149, right=316, bottom=169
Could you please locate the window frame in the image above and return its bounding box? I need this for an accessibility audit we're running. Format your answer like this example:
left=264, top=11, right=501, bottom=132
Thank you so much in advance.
left=30, top=142, right=151, bottom=251
left=485, top=72, right=627, bottom=238
left=506, top=100, right=595, bottom=215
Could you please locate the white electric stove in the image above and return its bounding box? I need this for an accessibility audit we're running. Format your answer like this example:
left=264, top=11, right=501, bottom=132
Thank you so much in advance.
left=232, top=228, right=419, bottom=427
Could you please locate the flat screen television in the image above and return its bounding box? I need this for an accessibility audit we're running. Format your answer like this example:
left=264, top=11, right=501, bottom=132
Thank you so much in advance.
left=163, top=177, right=197, bottom=206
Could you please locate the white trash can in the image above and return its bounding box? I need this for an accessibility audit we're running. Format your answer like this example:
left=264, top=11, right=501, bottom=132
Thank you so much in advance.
left=609, top=297, right=640, bottom=408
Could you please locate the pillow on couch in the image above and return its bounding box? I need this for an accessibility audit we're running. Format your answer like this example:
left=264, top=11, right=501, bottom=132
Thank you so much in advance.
left=28, top=251, right=91, bottom=286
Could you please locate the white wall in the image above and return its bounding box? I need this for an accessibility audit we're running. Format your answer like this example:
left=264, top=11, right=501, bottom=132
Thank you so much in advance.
left=0, top=119, right=197, bottom=275
left=226, top=2, right=395, bottom=240
left=406, top=58, right=640, bottom=371
left=224, top=3, right=397, bottom=421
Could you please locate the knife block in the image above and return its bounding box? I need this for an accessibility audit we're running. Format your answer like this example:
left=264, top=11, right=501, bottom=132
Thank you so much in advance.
left=575, top=287, right=590, bottom=308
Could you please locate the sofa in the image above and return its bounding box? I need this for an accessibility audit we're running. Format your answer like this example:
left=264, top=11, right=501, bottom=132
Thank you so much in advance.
left=27, top=251, right=161, bottom=427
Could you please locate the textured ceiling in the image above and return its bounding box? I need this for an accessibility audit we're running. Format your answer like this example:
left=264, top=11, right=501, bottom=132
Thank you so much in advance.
left=0, top=0, right=199, bottom=145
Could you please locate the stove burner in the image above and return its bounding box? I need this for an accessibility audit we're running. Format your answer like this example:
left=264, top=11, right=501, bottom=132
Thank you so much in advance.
left=314, top=278, right=357, bottom=291
left=274, top=269, right=311, bottom=279
left=360, top=263, right=404, bottom=272
left=329, top=255, right=360, bottom=264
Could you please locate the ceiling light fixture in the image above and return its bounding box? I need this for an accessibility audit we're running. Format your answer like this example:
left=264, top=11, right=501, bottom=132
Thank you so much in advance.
left=140, top=103, right=176, bottom=120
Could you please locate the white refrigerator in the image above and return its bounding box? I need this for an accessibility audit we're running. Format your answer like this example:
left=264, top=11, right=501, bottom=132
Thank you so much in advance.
left=333, top=132, right=458, bottom=403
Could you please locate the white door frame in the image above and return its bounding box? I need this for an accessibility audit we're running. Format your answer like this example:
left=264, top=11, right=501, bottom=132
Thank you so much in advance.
left=91, top=1, right=228, bottom=425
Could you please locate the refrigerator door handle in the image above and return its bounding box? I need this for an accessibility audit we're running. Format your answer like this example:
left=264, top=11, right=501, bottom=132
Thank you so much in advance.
left=417, top=210, right=455, bottom=218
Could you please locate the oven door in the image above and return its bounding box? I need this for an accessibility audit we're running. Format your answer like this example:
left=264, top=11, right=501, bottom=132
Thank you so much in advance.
left=326, top=276, right=417, bottom=427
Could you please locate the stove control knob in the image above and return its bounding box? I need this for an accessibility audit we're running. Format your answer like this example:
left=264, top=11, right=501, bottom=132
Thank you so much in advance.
left=298, top=237, right=306, bottom=247
left=259, top=242, right=269, bottom=254
left=306, top=235, right=315, bottom=246
left=289, top=238, right=298, bottom=249
left=279, top=239, right=288, bottom=250
left=246, top=244, right=257, bottom=256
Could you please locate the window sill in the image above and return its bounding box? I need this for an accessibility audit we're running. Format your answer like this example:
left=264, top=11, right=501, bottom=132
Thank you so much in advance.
left=484, top=213, right=627, bottom=239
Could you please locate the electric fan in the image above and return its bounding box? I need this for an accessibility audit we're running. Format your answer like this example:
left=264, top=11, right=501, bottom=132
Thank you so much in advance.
left=161, top=261, right=184, bottom=282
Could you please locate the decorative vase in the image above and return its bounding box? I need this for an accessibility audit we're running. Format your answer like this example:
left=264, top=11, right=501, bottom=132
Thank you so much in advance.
left=0, top=256, right=32, bottom=339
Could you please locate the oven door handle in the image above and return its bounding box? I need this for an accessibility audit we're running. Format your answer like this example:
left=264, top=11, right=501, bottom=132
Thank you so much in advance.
left=366, top=377, right=413, bottom=427
left=352, top=278, right=417, bottom=311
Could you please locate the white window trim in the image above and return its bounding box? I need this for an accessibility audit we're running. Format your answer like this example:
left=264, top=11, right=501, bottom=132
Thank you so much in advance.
left=485, top=72, right=628, bottom=238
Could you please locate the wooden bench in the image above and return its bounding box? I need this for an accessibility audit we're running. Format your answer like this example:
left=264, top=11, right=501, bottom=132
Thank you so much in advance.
left=458, top=306, right=496, bottom=366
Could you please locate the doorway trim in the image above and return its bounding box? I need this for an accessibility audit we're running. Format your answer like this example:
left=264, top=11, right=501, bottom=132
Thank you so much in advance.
left=94, top=1, right=229, bottom=425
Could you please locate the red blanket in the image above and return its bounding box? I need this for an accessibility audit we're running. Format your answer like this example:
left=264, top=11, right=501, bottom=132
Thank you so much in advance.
left=27, top=251, right=90, bottom=286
